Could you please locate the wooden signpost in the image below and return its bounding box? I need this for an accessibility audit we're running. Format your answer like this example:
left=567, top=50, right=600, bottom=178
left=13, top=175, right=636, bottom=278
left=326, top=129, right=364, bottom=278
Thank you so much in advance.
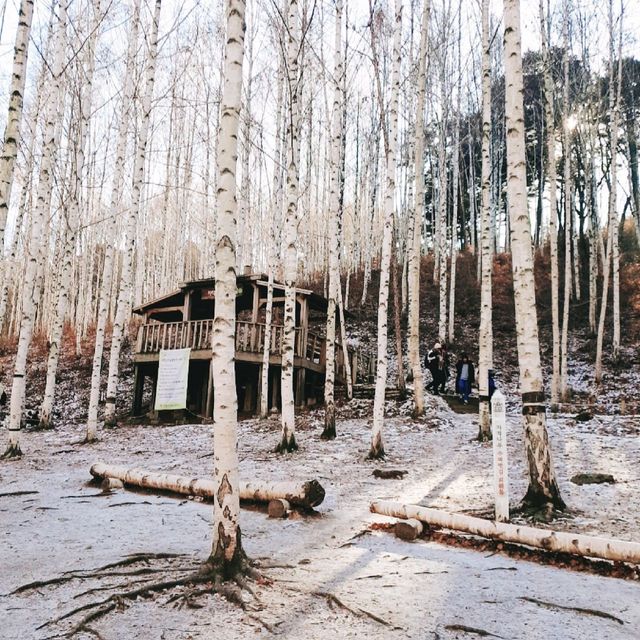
left=491, top=390, right=509, bottom=522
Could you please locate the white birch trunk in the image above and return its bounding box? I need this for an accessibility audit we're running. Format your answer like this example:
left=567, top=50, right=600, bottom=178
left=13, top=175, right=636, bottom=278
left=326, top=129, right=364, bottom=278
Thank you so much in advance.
left=276, top=0, right=301, bottom=453
left=260, top=60, right=284, bottom=419
left=540, top=0, right=560, bottom=409
left=85, top=0, right=141, bottom=442
left=0, top=0, right=34, bottom=252
left=503, top=0, right=564, bottom=509
left=559, top=9, right=571, bottom=403
left=207, top=0, right=247, bottom=572
left=322, top=0, right=343, bottom=440
left=407, top=0, right=430, bottom=418
left=478, top=0, right=493, bottom=441
left=103, top=0, right=161, bottom=428
left=2, top=3, right=67, bottom=458
left=39, top=0, right=102, bottom=430
left=369, top=0, right=402, bottom=459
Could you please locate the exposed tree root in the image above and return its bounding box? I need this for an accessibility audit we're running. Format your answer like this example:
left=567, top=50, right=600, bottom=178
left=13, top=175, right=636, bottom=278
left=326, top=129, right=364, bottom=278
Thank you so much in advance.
left=10, top=554, right=190, bottom=594
left=34, top=556, right=265, bottom=638
left=313, top=590, right=391, bottom=627
left=519, top=596, right=624, bottom=625
left=0, top=490, right=38, bottom=498
left=1, top=443, right=23, bottom=459
left=275, top=434, right=298, bottom=454
left=443, top=624, right=501, bottom=637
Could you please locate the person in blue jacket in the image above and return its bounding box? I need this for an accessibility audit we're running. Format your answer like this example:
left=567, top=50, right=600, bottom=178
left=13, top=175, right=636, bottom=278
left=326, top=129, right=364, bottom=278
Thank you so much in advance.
left=455, top=352, right=475, bottom=404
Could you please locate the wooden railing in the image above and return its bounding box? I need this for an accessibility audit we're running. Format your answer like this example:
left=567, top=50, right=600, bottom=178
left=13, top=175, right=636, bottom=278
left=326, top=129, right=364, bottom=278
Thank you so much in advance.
left=136, top=320, right=375, bottom=383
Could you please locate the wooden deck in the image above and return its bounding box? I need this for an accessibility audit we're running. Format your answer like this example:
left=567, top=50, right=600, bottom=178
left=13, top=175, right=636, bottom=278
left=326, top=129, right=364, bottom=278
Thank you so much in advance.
left=134, top=320, right=375, bottom=384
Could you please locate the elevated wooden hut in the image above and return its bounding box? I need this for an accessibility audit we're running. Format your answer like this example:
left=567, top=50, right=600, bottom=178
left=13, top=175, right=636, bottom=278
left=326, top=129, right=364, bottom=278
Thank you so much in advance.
left=131, top=271, right=374, bottom=419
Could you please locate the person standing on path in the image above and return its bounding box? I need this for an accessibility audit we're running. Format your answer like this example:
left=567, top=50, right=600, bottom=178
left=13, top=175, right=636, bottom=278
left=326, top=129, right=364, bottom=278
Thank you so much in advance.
left=455, top=352, right=475, bottom=403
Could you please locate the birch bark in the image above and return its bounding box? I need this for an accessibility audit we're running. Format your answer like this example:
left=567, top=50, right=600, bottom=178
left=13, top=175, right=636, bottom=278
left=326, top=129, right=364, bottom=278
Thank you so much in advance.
left=2, top=2, right=67, bottom=458
left=369, top=0, right=402, bottom=459
left=322, top=0, right=343, bottom=440
left=85, top=0, right=141, bottom=442
left=478, top=0, right=493, bottom=441
left=503, top=0, right=565, bottom=510
left=0, top=0, right=34, bottom=253
left=540, top=0, right=560, bottom=409
left=103, top=0, right=161, bottom=428
left=276, top=0, right=302, bottom=453
left=39, top=0, right=102, bottom=429
left=207, top=0, right=247, bottom=576
left=407, top=0, right=430, bottom=418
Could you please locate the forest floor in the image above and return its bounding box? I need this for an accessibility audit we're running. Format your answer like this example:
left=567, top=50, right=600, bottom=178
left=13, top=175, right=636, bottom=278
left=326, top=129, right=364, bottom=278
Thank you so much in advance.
left=1, top=391, right=639, bottom=640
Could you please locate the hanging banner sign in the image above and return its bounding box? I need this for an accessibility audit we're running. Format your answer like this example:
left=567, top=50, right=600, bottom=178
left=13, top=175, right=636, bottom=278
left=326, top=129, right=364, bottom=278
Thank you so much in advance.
left=155, top=348, right=191, bottom=410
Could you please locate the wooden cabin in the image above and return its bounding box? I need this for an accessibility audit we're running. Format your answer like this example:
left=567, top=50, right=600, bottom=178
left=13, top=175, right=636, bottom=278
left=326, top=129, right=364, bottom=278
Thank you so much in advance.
left=131, top=270, right=375, bottom=419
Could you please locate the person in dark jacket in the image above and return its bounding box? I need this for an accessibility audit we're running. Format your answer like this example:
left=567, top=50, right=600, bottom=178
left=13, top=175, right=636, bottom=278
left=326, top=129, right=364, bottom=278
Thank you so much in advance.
left=455, top=352, right=475, bottom=404
left=425, top=343, right=442, bottom=394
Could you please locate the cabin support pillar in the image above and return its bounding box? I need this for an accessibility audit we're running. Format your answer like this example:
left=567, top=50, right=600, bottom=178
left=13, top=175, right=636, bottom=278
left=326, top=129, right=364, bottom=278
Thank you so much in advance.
left=132, top=365, right=144, bottom=415
left=205, top=360, right=214, bottom=418
left=295, top=368, right=306, bottom=408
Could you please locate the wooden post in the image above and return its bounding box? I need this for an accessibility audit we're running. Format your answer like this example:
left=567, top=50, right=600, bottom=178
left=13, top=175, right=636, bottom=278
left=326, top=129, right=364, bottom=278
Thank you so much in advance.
left=205, top=360, right=214, bottom=418
left=132, top=365, right=144, bottom=415
left=251, top=282, right=259, bottom=323
left=351, top=350, right=358, bottom=384
left=295, top=367, right=306, bottom=408
left=183, top=290, right=192, bottom=321
left=491, top=390, right=509, bottom=522
left=256, top=364, right=263, bottom=412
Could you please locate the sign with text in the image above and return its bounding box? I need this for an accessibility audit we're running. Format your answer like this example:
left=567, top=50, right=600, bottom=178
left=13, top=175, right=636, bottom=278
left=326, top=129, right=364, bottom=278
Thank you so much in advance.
left=491, top=390, right=509, bottom=522
left=155, top=348, right=191, bottom=411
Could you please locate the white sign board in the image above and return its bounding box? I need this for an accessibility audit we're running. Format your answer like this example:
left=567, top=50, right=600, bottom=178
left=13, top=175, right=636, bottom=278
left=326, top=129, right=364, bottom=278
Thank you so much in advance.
left=155, top=348, right=191, bottom=411
left=491, top=390, right=509, bottom=522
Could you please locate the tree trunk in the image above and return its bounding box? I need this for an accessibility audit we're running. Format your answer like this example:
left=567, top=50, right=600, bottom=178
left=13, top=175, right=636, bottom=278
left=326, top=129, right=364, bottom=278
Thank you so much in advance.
left=322, top=0, right=343, bottom=440
left=85, top=0, right=141, bottom=442
left=0, top=0, right=34, bottom=252
left=407, top=0, right=430, bottom=418
left=207, top=0, right=247, bottom=576
left=477, top=0, right=493, bottom=441
left=90, top=463, right=325, bottom=509
left=2, top=2, right=66, bottom=458
left=39, top=0, right=102, bottom=430
left=560, top=8, right=572, bottom=404
left=368, top=0, right=402, bottom=459
left=276, top=0, right=302, bottom=454
left=502, top=0, right=565, bottom=510
left=540, top=0, right=560, bottom=409
left=103, top=0, right=161, bottom=428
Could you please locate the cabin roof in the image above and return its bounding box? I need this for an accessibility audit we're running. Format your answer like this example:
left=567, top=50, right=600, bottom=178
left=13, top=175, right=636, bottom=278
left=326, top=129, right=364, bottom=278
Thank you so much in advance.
left=132, top=272, right=337, bottom=315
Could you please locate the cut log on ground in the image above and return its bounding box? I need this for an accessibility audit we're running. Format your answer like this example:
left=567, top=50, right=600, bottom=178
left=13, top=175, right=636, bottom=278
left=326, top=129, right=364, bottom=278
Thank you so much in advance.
left=90, top=462, right=325, bottom=508
left=370, top=500, right=640, bottom=565
left=268, top=499, right=290, bottom=518
left=394, top=518, right=423, bottom=541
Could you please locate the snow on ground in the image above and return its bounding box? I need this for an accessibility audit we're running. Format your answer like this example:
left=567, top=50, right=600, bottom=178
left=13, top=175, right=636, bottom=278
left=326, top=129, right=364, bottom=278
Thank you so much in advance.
left=1, top=394, right=639, bottom=640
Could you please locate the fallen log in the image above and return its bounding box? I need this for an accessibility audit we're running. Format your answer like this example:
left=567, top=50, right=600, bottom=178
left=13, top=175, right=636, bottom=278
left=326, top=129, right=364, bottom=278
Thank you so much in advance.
left=370, top=500, right=640, bottom=565
left=90, top=462, right=325, bottom=508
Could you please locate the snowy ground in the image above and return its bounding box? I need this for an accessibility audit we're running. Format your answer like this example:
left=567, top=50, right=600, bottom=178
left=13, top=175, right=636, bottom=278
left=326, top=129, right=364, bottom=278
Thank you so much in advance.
left=1, top=395, right=639, bottom=640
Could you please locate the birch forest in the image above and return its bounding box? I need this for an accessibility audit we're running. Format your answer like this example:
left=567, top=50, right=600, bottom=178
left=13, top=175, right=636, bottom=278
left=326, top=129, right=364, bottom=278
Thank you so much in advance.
left=1, top=0, right=640, bottom=637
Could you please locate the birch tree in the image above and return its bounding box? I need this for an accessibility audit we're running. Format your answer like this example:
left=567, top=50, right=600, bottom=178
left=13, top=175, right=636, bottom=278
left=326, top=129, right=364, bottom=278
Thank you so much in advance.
left=2, top=2, right=67, bottom=458
left=407, top=0, right=430, bottom=418
left=540, top=0, right=560, bottom=409
left=477, top=0, right=493, bottom=441
left=0, top=0, right=34, bottom=255
left=503, top=0, right=565, bottom=510
left=103, top=0, right=161, bottom=428
left=276, top=0, right=302, bottom=453
left=39, top=0, right=103, bottom=430
left=205, top=0, right=247, bottom=577
left=369, top=0, right=402, bottom=459
left=559, top=2, right=572, bottom=402
left=85, top=0, right=141, bottom=442
left=322, top=0, right=343, bottom=440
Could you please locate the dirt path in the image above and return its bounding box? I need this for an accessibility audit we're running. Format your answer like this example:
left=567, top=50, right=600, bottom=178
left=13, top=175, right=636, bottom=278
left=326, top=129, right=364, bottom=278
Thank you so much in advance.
left=1, top=397, right=639, bottom=639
